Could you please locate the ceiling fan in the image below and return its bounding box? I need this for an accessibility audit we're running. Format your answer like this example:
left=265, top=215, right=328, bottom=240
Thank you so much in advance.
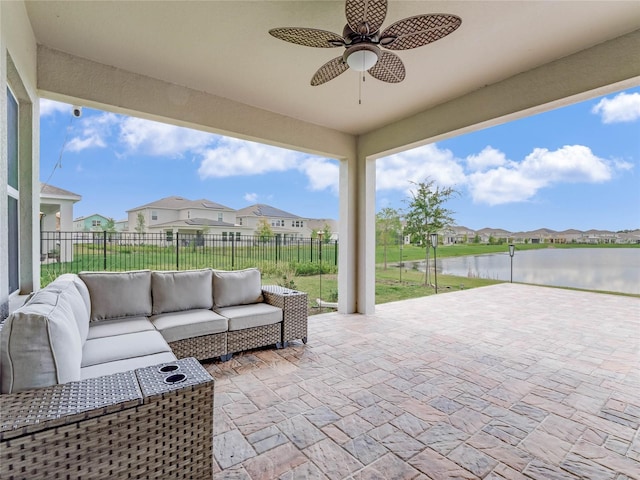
left=269, top=0, right=462, bottom=86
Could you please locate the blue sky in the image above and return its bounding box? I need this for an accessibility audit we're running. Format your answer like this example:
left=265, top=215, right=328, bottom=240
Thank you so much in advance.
left=40, top=86, right=640, bottom=231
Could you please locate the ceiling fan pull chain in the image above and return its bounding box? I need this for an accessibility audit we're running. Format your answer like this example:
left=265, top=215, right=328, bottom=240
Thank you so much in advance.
left=358, top=72, right=363, bottom=104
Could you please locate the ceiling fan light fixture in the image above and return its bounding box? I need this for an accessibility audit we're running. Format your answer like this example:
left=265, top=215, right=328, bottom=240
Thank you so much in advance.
left=344, top=44, right=380, bottom=71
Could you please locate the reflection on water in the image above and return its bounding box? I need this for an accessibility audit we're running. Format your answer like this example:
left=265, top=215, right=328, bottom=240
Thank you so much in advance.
left=437, top=248, right=640, bottom=295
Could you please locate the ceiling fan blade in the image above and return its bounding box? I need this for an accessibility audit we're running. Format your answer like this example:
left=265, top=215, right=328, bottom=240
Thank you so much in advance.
left=345, top=0, right=388, bottom=34
left=311, top=56, right=349, bottom=86
left=269, top=27, right=343, bottom=48
left=368, top=51, right=405, bottom=83
left=380, top=14, right=462, bottom=50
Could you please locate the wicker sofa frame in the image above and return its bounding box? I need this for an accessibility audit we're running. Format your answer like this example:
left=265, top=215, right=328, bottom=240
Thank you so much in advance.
left=0, top=357, right=213, bottom=480
left=167, top=285, right=308, bottom=362
left=0, top=282, right=308, bottom=478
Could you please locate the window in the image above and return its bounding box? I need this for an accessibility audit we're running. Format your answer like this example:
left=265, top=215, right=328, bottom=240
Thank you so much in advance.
left=166, top=231, right=173, bottom=242
left=152, top=210, right=158, bottom=220
left=7, top=87, right=19, bottom=294
left=236, top=232, right=241, bottom=240
left=92, top=220, right=102, bottom=227
left=218, top=213, right=223, bottom=222
left=238, top=218, right=243, bottom=225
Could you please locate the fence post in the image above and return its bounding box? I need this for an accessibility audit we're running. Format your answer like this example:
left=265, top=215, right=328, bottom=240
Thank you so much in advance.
left=335, top=239, right=338, bottom=265
left=310, top=237, right=313, bottom=263
left=176, top=233, right=180, bottom=270
left=103, top=231, right=107, bottom=270
left=275, top=235, right=280, bottom=264
left=231, top=234, right=235, bottom=269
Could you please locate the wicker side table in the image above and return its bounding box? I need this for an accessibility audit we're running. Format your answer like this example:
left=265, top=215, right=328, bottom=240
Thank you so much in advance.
left=0, top=358, right=214, bottom=480
left=262, top=285, right=309, bottom=346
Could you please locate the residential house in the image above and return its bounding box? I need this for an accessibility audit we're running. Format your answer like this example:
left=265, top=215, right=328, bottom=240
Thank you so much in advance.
left=1, top=1, right=635, bottom=318
left=617, top=230, right=640, bottom=244
left=114, top=219, right=128, bottom=232
left=126, top=196, right=244, bottom=242
left=581, top=229, right=619, bottom=244
left=40, top=183, right=81, bottom=263
left=236, top=204, right=311, bottom=242
left=475, top=228, right=512, bottom=244
left=520, top=228, right=559, bottom=244
left=307, top=219, right=339, bottom=241
left=73, top=213, right=111, bottom=232
left=557, top=229, right=584, bottom=244
left=444, top=226, right=476, bottom=245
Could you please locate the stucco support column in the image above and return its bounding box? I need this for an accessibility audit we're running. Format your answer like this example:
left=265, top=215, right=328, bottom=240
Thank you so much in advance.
left=357, top=152, right=376, bottom=314
left=59, top=202, right=73, bottom=263
left=338, top=156, right=356, bottom=313
left=337, top=150, right=376, bottom=314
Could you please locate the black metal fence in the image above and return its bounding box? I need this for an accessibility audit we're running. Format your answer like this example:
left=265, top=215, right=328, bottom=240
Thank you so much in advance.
left=40, top=231, right=338, bottom=285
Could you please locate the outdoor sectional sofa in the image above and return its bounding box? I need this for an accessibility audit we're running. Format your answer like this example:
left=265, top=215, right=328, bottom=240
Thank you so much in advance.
left=0, top=267, right=308, bottom=479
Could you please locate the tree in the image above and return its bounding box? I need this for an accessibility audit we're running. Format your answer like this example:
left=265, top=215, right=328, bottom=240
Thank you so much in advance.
left=255, top=218, right=273, bottom=243
left=376, top=207, right=402, bottom=270
left=135, top=212, right=146, bottom=244
left=104, top=217, right=116, bottom=243
left=103, top=217, right=116, bottom=232
left=404, top=179, right=457, bottom=287
left=321, top=223, right=332, bottom=243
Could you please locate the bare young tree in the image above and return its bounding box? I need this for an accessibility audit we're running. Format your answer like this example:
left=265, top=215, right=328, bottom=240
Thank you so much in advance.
left=135, top=212, right=146, bottom=245
left=404, top=179, right=457, bottom=287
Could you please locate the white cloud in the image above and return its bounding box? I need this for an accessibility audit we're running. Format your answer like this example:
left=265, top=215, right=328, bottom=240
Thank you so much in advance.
left=198, top=137, right=300, bottom=178
left=376, top=144, right=466, bottom=192
left=466, top=146, right=508, bottom=172
left=40, top=99, right=71, bottom=117
left=244, top=192, right=258, bottom=202
left=66, top=112, right=120, bottom=152
left=468, top=145, right=618, bottom=205
left=592, top=92, right=640, bottom=124
left=119, top=117, right=213, bottom=157
left=197, top=137, right=340, bottom=194
left=300, top=159, right=339, bottom=194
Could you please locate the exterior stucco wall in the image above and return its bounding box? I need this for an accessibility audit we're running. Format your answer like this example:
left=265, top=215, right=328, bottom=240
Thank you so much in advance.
left=1, top=1, right=40, bottom=319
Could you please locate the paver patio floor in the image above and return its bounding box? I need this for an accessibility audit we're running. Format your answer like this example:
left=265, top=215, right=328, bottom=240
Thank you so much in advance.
left=203, top=283, right=640, bottom=479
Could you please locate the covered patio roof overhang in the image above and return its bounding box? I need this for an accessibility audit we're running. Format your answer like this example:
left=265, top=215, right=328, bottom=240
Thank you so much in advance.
left=2, top=1, right=639, bottom=313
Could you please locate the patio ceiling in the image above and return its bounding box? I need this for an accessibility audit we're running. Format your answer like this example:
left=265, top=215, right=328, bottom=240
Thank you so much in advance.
left=26, top=1, right=640, bottom=140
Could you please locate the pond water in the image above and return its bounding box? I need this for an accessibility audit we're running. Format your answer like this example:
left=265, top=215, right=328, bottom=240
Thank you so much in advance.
left=435, top=248, right=640, bottom=295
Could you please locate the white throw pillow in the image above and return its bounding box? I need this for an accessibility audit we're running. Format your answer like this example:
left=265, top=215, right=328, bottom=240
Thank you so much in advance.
left=79, top=270, right=152, bottom=321
left=212, top=268, right=264, bottom=308
left=151, top=269, right=213, bottom=314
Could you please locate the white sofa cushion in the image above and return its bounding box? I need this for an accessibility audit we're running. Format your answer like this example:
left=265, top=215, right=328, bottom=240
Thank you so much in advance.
left=81, top=352, right=177, bottom=380
left=79, top=270, right=152, bottom=321
left=212, top=268, right=264, bottom=308
left=151, top=309, right=228, bottom=343
left=0, top=286, right=83, bottom=393
left=47, top=273, right=91, bottom=343
left=81, top=330, right=172, bottom=368
left=216, top=303, right=283, bottom=331
left=151, top=269, right=213, bottom=315
left=87, top=316, right=155, bottom=340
